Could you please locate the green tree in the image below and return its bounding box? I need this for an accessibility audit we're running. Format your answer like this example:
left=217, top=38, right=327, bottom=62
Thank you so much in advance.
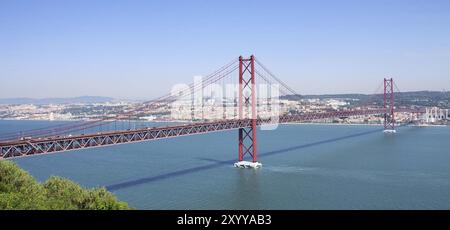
left=0, top=160, right=131, bottom=210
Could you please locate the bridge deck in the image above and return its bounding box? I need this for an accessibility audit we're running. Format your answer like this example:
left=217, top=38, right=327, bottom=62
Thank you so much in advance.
left=1, top=108, right=418, bottom=159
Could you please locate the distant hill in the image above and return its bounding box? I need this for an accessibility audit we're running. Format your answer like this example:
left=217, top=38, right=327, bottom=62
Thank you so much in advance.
left=283, top=91, right=449, bottom=100
left=0, top=96, right=115, bottom=105
left=282, top=90, right=450, bottom=107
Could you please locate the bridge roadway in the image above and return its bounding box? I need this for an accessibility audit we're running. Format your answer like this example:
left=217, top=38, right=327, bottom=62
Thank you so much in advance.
left=0, top=108, right=417, bottom=159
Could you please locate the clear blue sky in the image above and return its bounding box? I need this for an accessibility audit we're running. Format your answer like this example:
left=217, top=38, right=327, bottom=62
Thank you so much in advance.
left=1, top=0, right=449, bottom=99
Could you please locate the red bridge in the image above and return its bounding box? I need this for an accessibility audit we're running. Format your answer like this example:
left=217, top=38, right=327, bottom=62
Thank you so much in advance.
left=0, top=56, right=422, bottom=161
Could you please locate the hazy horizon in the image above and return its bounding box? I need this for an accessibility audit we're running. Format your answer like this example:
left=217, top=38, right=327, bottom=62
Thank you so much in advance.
left=0, top=89, right=448, bottom=102
left=1, top=0, right=450, bottom=99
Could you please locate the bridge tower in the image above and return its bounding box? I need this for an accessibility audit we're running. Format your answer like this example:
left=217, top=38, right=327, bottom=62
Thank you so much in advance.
left=384, top=78, right=396, bottom=133
left=235, top=55, right=261, bottom=168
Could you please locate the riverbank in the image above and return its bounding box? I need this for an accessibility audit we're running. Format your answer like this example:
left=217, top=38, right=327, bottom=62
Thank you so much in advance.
left=284, top=122, right=383, bottom=126
left=283, top=122, right=448, bottom=127
left=1, top=118, right=447, bottom=127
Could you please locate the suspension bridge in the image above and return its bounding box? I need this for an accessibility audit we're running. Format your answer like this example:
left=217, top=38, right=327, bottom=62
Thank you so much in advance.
left=0, top=56, right=423, bottom=165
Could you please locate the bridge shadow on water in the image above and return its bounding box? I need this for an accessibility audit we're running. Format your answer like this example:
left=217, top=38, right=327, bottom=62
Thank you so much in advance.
left=106, top=127, right=389, bottom=191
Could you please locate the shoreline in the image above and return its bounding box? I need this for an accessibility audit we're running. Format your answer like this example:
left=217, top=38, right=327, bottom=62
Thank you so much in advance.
left=283, top=122, right=383, bottom=126
left=284, top=122, right=448, bottom=127
left=1, top=119, right=447, bottom=127
left=0, top=118, right=185, bottom=123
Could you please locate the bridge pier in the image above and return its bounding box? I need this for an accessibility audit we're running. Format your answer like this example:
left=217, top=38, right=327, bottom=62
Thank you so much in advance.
left=383, top=78, right=396, bottom=133
left=235, top=55, right=261, bottom=168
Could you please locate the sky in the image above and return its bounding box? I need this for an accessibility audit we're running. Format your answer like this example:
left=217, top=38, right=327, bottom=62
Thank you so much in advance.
left=1, top=0, right=450, bottom=99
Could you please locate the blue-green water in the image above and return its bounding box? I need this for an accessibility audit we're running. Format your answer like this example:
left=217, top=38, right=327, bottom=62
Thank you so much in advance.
left=1, top=120, right=450, bottom=209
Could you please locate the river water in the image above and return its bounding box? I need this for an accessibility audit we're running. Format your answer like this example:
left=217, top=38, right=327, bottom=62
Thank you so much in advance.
left=1, top=120, right=450, bottom=209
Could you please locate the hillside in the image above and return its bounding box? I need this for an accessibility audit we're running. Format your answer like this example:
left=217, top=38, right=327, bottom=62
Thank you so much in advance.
left=282, top=90, right=450, bottom=107
left=0, top=96, right=114, bottom=105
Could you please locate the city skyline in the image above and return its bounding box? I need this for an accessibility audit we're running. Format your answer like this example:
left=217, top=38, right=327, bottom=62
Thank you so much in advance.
left=1, top=0, right=450, bottom=99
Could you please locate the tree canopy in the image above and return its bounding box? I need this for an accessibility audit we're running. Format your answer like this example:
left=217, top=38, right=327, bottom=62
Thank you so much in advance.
left=0, top=160, right=131, bottom=210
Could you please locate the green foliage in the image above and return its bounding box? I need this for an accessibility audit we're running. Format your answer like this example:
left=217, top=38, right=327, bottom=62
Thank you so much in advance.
left=0, top=161, right=131, bottom=210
